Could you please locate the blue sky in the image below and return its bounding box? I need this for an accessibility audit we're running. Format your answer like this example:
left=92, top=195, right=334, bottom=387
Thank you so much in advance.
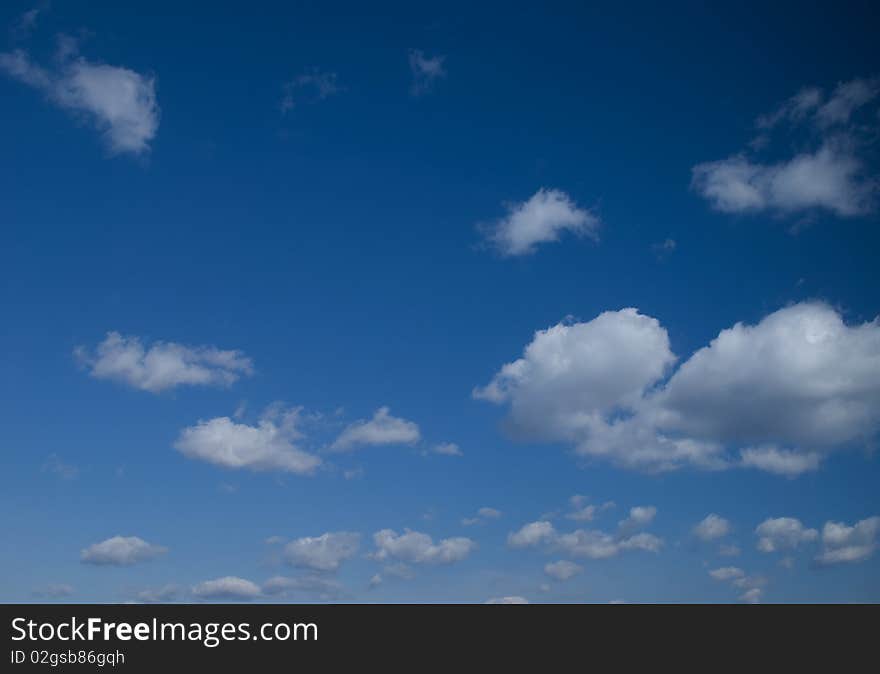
left=1, top=0, right=879, bottom=603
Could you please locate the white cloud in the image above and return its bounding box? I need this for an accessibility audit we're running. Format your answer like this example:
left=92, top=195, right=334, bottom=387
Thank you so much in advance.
left=475, top=308, right=674, bottom=443
left=174, top=409, right=321, bottom=474
left=481, top=188, right=599, bottom=256
left=508, top=521, right=557, bottom=548
left=739, top=588, right=763, bottom=604
left=408, top=49, right=446, bottom=96
left=76, top=332, right=253, bottom=393
left=619, top=506, right=657, bottom=532
left=431, top=442, right=463, bottom=456
left=693, top=514, right=731, bottom=541
left=486, top=596, right=529, bottom=604
left=709, top=566, right=766, bottom=603
left=544, top=560, right=583, bottom=581
left=80, top=536, right=167, bottom=566
left=740, top=447, right=822, bottom=477
left=756, top=517, right=818, bottom=553
left=692, top=77, right=879, bottom=217
left=191, top=577, right=261, bottom=601
left=0, top=42, right=159, bottom=155
left=565, top=496, right=615, bottom=522
left=282, top=532, right=360, bottom=572
left=262, top=575, right=344, bottom=600
left=476, top=302, right=880, bottom=474
left=508, top=520, right=662, bottom=559
left=281, top=68, right=341, bottom=112
left=708, top=566, right=744, bottom=582
left=816, top=516, right=880, bottom=565
left=371, top=529, right=475, bottom=565
left=462, top=507, right=502, bottom=526
left=330, top=407, right=420, bottom=452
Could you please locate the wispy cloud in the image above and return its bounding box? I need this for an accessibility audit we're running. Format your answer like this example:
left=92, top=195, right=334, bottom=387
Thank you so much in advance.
left=0, top=36, right=160, bottom=155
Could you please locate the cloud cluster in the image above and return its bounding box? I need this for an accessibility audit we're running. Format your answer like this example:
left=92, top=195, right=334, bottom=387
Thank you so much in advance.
left=507, top=517, right=662, bottom=560
left=476, top=302, right=880, bottom=474
left=755, top=517, right=819, bottom=553
left=76, top=332, right=253, bottom=393
left=80, top=536, right=167, bottom=566
left=692, top=77, right=879, bottom=217
left=481, top=188, right=599, bottom=256
left=708, top=567, right=766, bottom=603
left=371, top=529, right=475, bottom=565
left=816, top=517, right=880, bottom=565
left=0, top=41, right=159, bottom=155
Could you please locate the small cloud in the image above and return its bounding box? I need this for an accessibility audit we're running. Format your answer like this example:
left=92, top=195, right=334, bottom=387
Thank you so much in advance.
left=651, top=238, right=676, bottom=260
left=192, top=576, right=261, bottom=601
left=544, top=560, right=583, bottom=581
left=693, top=514, right=731, bottom=541
left=42, top=454, right=78, bottom=480
left=281, top=68, right=342, bottom=113
left=33, top=584, right=74, bottom=599
left=481, top=188, right=599, bottom=256
left=408, top=49, right=446, bottom=96
left=80, top=536, right=167, bottom=566
left=430, top=442, right=463, bottom=457
left=485, top=596, right=529, bottom=604
left=461, top=507, right=502, bottom=526
left=330, top=407, right=420, bottom=452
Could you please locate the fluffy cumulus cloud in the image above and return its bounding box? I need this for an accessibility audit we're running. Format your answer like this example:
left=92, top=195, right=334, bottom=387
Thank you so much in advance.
left=191, top=577, right=262, bottom=601
left=481, top=188, right=599, bottom=256
left=692, top=76, right=879, bottom=217
left=80, top=536, right=167, bottom=566
left=330, top=407, right=420, bottom=452
left=75, top=332, right=253, bottom=393
left=174, top=407, right=321, bottom=474
left=408, top=49, right=446, bottom=95
left=755, top=518, right=819, bottom=553
left=816, top=517, right=880, bottom=565
left=544, top=560, right=583, bottom=581
left=282, top=532, right=360, bottom=572
left=485, top=596, right=529, bottom=604
left=619, top=506, right=657, bottom=532
left=371, top=529, right=475, bottom=565
left=507, top=520, right=662, bottom=560
left=0, top=40, right=159, bottom=155
left=693, top=514, right=731, bottom=541
left=476, top=302, right=880, bottom=474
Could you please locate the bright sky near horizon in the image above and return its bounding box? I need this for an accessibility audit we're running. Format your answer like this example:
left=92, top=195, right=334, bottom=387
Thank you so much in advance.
left=1, top=0, right=879, bottom=604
